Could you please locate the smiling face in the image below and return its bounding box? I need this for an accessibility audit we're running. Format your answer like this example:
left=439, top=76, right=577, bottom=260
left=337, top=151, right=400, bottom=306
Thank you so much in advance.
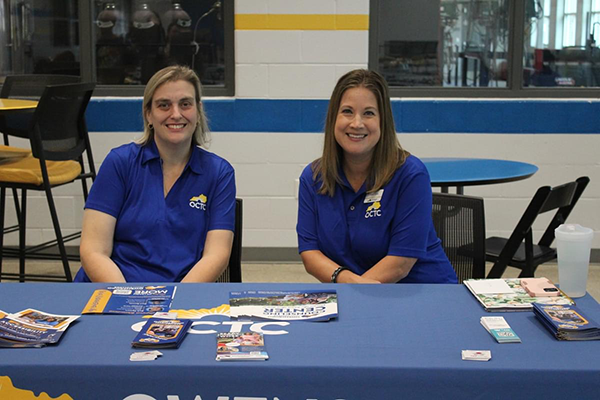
left=334, top=86, right=381, bottom=164
left=146, top=79, right=199, bottom=149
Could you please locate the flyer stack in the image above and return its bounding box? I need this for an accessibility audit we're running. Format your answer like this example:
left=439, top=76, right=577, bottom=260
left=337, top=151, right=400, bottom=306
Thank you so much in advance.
left=532, top=303, right=600, bottom=341
left=0, top=308, right=79, bottom=348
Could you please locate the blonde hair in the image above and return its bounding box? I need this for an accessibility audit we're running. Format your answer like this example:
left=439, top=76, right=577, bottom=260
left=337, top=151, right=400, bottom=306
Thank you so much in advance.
left=138, top=65, right=209, bottom=147
left=313, top=69, right=409, bottom=197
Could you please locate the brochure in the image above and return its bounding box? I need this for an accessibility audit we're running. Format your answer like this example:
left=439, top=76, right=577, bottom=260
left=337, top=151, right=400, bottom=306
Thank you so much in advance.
left=0, top=309, right=78, bottom=347
left=464, top=278, right=574, bottom=312
left=6, top=308, right=79, bottom=330
left=480, top=316, right=521, bottom=343
left=132, top=318, right=192, bottom=349
left=216, top=332, right=269, bottom=361
left=82, top=285, right=177, bottom=315
left=532, top=303, right=600, bottom=341
left=229, top=290, right=338, bottom=321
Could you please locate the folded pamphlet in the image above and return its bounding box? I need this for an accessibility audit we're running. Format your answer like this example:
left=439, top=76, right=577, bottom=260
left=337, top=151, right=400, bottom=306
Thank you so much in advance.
left=82, top=285, right=177, bottom=315
left=229, top=290, right=338, bottom=321
left=0, top=309, right=79, bottom=347
left=532, top=303, right=600, bottom=341
left=132, top=318, right=192, bottom=349
left=216, top=332, right=268, bottom=361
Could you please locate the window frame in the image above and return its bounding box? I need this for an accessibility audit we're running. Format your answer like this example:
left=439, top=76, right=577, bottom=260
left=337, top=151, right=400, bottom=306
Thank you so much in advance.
left=79, top=0, right=234, bottom=97
left=369, top=0, right=600, bottom=98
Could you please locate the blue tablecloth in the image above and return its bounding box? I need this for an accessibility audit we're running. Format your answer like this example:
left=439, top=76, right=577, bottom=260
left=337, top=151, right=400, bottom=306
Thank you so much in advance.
left=1, top=283, right=599, bottom=399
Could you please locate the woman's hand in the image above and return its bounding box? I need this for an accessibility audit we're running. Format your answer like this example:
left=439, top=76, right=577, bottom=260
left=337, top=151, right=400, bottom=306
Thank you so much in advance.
left=300, top=250, right=381, bottom=284
left=337, top=269, right=380, bottom=284
left=362, top=255, right=417, bottom=283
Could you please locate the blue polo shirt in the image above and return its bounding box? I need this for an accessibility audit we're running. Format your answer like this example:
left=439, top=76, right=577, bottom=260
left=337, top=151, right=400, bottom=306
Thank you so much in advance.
left=74, top=141, right=236, bottom=282
left=297, top=155, right=456, bottom=284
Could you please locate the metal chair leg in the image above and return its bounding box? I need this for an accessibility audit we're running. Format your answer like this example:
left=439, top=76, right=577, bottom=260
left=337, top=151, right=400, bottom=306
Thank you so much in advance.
left=44, top=185, right=73, bottom=282
left=0, top=187, right=5, bottom=278
left=19, top=189, right=27, bottom=282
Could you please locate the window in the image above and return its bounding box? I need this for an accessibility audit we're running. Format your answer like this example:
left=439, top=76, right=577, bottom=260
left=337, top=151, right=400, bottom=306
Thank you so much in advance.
left=370, top=0, right=600, bottom=97
left=562, top=0, right=577, bottom=47
left=524, top=0, right=600, bottom=88
left=591, top=0, right=600, bottom=43
left=0, top=0, right=234, bottom=96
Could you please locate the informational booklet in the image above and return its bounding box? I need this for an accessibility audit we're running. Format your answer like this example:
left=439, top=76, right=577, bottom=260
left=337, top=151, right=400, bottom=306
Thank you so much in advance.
left=131, top=318, right=192, bottom=349
left=464, top=278, right=574, bottom=312
left=0, top=309, right=79, bottom=347
left=480, top=316, right=521, bottom=343
left=82, top=285, right=177, bottom=315
left=532, top=303, right=600, bottom=341
left=216, top=332, right=269, bottom=361
left=229, top=290, right=338, bottom=321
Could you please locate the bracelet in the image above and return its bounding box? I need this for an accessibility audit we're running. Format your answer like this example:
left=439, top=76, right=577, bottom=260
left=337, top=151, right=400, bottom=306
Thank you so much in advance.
left=331, top=267, right=348, bottom=283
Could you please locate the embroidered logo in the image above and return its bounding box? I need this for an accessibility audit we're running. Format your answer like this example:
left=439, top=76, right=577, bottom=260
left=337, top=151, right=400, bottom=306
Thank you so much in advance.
left=365, top=201, right=382, bottom=219
left=189, top=194, right=207, bottom=210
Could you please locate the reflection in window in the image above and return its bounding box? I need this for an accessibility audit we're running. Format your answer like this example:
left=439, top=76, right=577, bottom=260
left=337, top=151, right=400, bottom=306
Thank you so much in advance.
left=0, top=1, right=80, bottom=77
left=374, top=0, right=509, bottom=88
left=525, top=0, right=600, bottom=87
left=94, top=0, right=224, bottom=86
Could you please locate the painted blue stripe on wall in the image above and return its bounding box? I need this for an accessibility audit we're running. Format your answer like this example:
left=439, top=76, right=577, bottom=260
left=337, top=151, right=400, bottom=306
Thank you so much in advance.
left=86, top=98, right=600, bottom=134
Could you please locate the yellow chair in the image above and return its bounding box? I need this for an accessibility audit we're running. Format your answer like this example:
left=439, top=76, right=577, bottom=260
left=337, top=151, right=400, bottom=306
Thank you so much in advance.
left=0, top=82, right=96, bottom=282
left=0, top=75, right=81, bottom=237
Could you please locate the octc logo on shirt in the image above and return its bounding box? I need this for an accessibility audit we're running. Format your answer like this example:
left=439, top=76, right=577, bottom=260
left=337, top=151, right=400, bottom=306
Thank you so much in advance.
left=189, top=194, right=207, bottom=210
left=365, top=201, right=382, bottom=218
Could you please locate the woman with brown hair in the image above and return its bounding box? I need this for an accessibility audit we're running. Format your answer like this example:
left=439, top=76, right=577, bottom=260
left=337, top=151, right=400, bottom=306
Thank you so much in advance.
left=296, top=69, right=456, bottom=284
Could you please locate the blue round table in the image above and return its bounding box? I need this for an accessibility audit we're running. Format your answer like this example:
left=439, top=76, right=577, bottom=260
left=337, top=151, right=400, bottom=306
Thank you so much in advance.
left=422, top=158, right=539, bottom=194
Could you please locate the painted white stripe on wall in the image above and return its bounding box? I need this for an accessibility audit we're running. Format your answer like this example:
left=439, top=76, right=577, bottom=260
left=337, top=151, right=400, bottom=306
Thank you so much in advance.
left=235, top=0, right=368, bottom=15
left=267, top=0, right=336, bottom=14
left=4, top=132, right=599, bottom=249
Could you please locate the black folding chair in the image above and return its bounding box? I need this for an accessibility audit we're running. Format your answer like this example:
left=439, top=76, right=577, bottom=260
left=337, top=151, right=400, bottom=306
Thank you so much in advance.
left=486, top=176, right=590, bottom=278
left=0, top=75, right=81, bottom=141
left=432, top=193, right=486, bottom=283
left=0, top=82, right=96, bottom=282
left=216, top=198, right=243, bottom=282
left=0, top=75, right=82, bottom=238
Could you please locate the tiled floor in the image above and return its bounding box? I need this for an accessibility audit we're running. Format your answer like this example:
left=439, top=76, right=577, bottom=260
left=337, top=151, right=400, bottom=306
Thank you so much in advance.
left=2, top=259, right=599, bottom=301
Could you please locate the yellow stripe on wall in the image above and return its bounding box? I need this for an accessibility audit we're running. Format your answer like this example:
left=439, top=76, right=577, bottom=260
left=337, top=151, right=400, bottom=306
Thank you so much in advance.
left=236, top=14, right=369, bottom=30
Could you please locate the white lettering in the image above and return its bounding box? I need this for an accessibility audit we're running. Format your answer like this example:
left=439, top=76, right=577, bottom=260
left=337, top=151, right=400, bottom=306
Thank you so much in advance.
left=123, top=395, right=156, bottom=400
left=189, top=201, right=207, bottom=210
left=234, top=398, right=268, bottom=400
left=250, top=322, right=289, bottom=335
left=132, top=321, right=289, bottom=335
left=188, top=321, right=220, bottom=334
left=222, top=321, right=254, bottom=332
left=365, top=210, right=382, bottom=218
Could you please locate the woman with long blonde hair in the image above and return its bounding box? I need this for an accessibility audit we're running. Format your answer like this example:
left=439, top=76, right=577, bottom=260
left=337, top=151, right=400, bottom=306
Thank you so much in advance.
left=76, top=65, right=235, bottom=282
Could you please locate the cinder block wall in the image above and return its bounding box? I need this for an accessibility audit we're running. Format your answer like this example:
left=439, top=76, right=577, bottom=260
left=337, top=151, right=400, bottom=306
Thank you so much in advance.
left=4, top=0, right=599, bottom=258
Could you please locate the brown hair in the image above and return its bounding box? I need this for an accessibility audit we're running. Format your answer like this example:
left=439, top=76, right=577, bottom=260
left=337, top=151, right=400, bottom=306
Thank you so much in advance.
left=138, top=65, right=209, bottom=147
left=313, top=69, right=408, bottom=196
